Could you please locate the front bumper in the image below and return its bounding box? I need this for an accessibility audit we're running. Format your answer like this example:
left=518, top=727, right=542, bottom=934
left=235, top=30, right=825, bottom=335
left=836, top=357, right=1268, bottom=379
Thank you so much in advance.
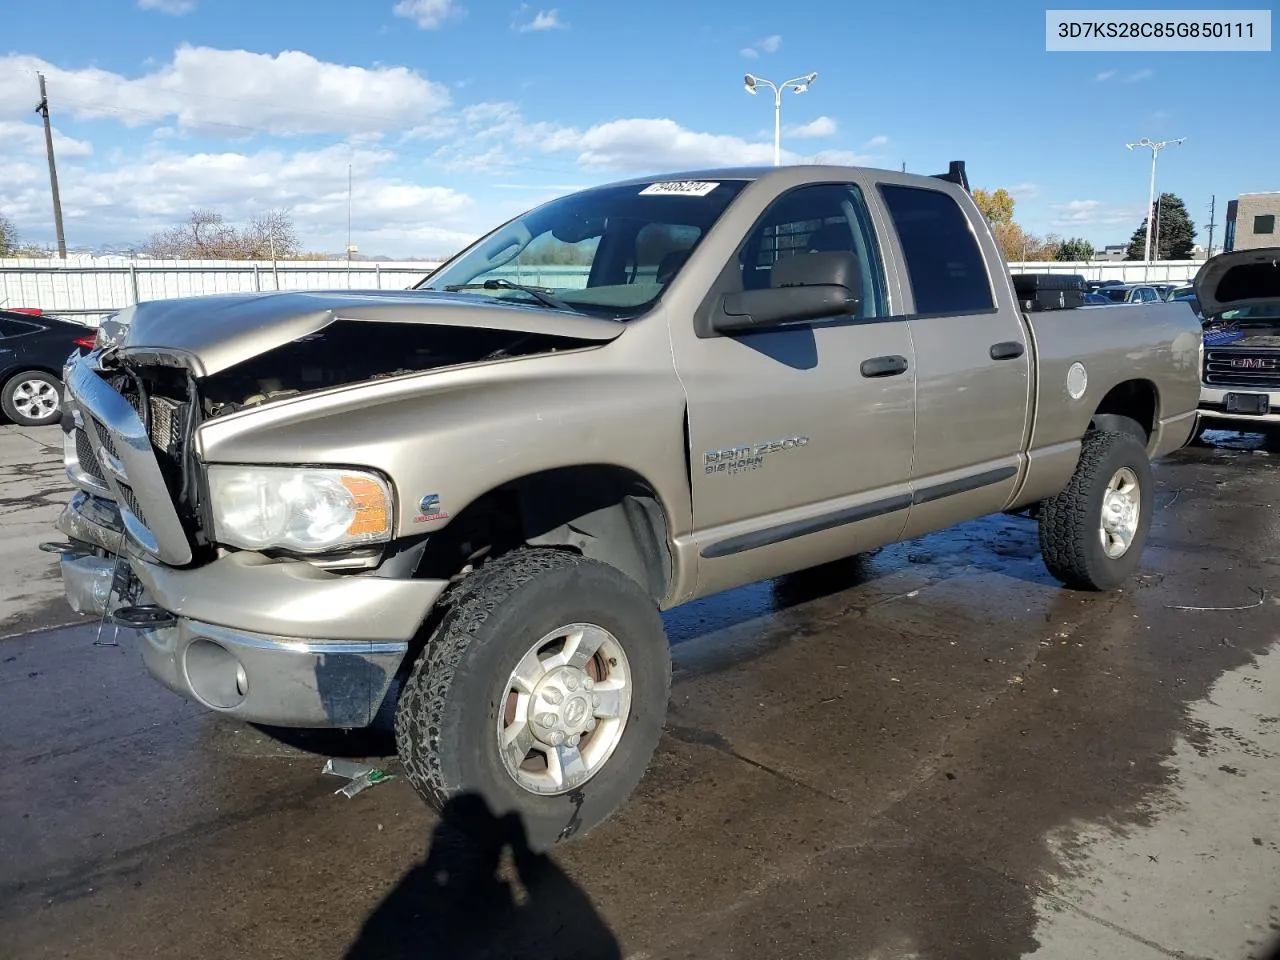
left=1197, top=385, right=1280, bottom=427
left=56, top=493, right=448, bottom=728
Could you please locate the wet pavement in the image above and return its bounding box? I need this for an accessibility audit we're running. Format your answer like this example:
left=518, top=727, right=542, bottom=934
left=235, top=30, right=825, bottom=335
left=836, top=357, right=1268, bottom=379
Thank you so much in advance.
left=2, top=422, right=1280, bottom=959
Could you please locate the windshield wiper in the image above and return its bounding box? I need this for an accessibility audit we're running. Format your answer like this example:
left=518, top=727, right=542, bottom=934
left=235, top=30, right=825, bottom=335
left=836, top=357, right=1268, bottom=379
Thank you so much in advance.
left=441, top=278, right=576, bottom=313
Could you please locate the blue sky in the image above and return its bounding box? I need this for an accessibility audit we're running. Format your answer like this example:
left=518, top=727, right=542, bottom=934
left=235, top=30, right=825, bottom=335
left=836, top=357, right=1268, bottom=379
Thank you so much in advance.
left=1, top=0, right=1275, bottom=257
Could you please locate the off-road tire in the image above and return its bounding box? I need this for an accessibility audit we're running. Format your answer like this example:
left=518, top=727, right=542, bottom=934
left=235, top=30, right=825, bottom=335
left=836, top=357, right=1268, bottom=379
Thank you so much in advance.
left=1038, top=430, right=1154, bottom=591
left=1, top=370, right=63, bottom=427
left=395, top=548, right=671, bottom=852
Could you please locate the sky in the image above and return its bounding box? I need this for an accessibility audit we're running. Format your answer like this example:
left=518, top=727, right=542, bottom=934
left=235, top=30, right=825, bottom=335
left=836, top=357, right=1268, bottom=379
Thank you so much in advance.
left=0, top=0, right=1276, bottom=258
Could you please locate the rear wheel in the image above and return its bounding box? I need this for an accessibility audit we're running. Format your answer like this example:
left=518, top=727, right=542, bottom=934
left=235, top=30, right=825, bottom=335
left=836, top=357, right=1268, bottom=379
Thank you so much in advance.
left=2, top=370, right=63, bottom=427
left=395, top=548, right=670, bottom=851
left=1038, top=430, right=1154, bottom=591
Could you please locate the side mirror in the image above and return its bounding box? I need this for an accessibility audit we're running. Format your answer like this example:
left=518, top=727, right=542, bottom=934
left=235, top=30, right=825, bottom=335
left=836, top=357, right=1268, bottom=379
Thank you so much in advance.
left=711, top=250, right=862, bottom=334
left=714, top=286, right=855, bottom=333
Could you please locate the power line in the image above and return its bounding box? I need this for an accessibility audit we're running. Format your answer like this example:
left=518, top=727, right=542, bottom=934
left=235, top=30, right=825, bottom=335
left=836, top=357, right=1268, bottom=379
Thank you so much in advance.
left=1206, top=195, right=1217, bottom=258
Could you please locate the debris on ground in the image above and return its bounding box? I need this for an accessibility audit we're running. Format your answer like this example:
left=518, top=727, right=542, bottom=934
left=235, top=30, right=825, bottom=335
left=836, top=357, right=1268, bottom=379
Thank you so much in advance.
left=1166, top=587, right=1267, bottom=612
left=321, top=758, right=397, bottom=798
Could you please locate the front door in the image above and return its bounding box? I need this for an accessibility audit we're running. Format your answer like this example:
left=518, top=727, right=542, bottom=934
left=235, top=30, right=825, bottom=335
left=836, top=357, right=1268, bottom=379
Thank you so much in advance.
left=672, top=181, right=918, bottom=598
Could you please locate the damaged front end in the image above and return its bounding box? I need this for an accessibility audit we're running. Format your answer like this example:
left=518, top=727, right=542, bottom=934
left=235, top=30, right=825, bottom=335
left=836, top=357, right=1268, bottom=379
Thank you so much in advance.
left=51, top=294, right=618, bottom=726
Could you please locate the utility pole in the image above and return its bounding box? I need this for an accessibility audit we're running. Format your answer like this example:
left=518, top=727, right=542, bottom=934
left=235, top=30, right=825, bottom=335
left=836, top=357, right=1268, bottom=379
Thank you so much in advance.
left=34, top=73, right=67, bottom=259
left=1206, top=194, right=1217, bottom=258
left=1153, top=194, right=1163, bottom=262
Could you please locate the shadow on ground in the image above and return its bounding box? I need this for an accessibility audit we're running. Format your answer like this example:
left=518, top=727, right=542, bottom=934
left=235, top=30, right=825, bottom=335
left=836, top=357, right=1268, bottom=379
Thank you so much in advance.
left=344, top=793, right=620, bottom=960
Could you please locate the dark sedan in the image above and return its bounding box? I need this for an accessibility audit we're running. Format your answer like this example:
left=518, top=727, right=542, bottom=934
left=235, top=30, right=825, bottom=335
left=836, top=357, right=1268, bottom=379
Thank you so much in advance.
left=0, top=309, right=96, bottom=427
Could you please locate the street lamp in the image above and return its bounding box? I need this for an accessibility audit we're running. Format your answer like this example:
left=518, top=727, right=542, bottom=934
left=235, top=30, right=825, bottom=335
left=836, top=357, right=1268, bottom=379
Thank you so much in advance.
left=1125, top=136, right=1185, bottom=278
left=744, top=72, right=818, bottom=167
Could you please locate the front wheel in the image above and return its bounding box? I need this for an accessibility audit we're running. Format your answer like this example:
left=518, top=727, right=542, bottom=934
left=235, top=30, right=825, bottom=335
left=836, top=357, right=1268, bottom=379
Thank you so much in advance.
left=395, top=548, right=671, bottom=851
left=1038, top=430, right=1154, bottom=591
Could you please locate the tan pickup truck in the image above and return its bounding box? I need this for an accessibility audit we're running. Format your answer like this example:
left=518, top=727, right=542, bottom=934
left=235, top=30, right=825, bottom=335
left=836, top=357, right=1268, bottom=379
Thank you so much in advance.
left=50, top=162, right=1202, bottom=849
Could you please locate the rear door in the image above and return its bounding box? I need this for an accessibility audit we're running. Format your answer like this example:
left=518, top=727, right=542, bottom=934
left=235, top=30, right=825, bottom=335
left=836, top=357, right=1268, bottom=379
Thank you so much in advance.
left=673, top=181, right=917, bottom=597
left=872, top=181, right=1033, bottom=539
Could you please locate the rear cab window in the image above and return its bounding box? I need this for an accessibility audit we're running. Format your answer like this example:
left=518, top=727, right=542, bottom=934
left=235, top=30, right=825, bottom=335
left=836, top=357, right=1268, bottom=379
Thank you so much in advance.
left=878, top=184, right=995, bottom=316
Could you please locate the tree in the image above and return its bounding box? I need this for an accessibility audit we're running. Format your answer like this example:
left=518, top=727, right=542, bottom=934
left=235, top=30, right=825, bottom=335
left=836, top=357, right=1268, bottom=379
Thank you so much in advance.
left=972, top=187, right=1061, bottom=261
left=1056, top=237, right=1095, bottom=261
left=972, top=188, right=1014, bottom=225
left=241, top=210, right=300, bottom=260
left=0, top=214, right=17, bottom=257
left=1125, top=192, right=1196, bottom=261
left=141, top=209, right=302, bottom=260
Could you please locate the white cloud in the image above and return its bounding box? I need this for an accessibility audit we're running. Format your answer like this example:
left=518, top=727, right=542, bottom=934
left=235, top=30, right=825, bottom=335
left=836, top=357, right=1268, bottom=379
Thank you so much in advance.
left=567, top=118, right=873, bottom=171
left=1095, top=70, right=1116, bottom=82
left=0, top=140, right=475, bottom=256
left=1008, top=182, right=1039, bottom=199
left=1123, top=68, right=1154, bottom=82
left=0, top=120, right=93, bottom=158
left=741, top=34, right=782, bottom=57
left=1050, top=199, right=1139, bottom=228
left=392, top=0, right=465, bottom=30
left=785, top=116, right=837, bottom=139
left=138, top=0, right=196, bottom=13
left=516, top=8, right=567, bottom=32
left=862, top=134, right=889, bottom=149
left=0, top=47, right=451, bottom=137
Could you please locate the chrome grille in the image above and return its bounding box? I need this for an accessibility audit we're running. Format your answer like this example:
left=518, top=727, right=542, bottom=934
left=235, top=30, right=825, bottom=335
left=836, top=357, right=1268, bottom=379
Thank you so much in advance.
left=117, top=484, right=148, bottom=527
left=75, top=428, right=108, bottom=485
left=1204, top=348, right=1280, bottom=390
left=65, top=360, right=192, bottom=566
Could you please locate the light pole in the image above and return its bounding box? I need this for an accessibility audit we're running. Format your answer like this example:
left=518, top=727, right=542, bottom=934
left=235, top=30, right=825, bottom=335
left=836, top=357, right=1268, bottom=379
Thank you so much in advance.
left=1125, top=136, right=1185, bottom=278
left=744, top=72, right=818, bottom=166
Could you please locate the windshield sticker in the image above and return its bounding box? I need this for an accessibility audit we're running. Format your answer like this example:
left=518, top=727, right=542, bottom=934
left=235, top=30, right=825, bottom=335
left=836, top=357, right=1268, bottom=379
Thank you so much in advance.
left=639, top=181, right=721, bottom=197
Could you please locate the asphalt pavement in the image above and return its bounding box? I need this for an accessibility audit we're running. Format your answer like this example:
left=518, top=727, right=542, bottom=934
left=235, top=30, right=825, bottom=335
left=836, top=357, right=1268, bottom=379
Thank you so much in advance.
left=1, top=422, right=1278, bottom=960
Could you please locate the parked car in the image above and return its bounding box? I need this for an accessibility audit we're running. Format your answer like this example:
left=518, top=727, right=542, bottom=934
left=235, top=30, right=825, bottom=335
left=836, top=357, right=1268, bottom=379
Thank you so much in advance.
left=1083, top=292, right=1115, bottom=304
left=0, top=309, right=96, bottom=427
left=1192, top=247, right=1280, bottom=440
left=1171, top=291, right=1201, bottom=316
left=1086, top=279, right=1126, bottom=293
left=1097, top=283, right=1164, bottom=304
left=49, top=162, right=1202, bottom=850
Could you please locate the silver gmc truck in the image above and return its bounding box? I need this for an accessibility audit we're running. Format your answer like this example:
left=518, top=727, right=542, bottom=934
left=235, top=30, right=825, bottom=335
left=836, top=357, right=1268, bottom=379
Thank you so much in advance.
left=1192, top=247, right=1280, bottom=440
left=49, top=162, right=1203, bottom=849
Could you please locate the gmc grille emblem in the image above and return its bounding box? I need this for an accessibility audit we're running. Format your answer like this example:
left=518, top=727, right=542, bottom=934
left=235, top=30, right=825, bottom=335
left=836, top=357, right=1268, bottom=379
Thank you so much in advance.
left=1229, top=358, right=1275, bottom=369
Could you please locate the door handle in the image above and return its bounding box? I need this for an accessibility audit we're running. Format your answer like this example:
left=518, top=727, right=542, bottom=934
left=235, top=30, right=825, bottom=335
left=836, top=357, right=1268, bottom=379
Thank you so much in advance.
left=860, top=355, right=909, bottom=378
left=989, top=341, right=1025, bottom=361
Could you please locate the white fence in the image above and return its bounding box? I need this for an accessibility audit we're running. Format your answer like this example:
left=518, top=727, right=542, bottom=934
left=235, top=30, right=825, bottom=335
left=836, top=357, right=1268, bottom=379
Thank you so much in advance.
left=0, top=257, right=445, bottom=323
left=0, top=255, right=1205, bottom=325
left=1006, top=260, right=1203, bottom=283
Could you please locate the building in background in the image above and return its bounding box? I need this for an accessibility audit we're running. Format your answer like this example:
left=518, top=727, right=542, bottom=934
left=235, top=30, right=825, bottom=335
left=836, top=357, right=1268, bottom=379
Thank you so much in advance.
left=1096, top=244, right=1128, bottom=262
left=1224, top=193, right=1280, bottom=251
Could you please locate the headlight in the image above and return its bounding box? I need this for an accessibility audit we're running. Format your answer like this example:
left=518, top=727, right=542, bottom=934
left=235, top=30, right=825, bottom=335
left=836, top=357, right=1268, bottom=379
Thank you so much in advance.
left=208, top=466, right=394, bottom=553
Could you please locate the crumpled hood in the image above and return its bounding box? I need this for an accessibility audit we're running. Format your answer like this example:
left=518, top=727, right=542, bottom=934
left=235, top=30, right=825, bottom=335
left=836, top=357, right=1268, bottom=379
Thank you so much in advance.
left=107, top=289, right=625, bottom=377
left=1194, top=247, right=1280, bottom=318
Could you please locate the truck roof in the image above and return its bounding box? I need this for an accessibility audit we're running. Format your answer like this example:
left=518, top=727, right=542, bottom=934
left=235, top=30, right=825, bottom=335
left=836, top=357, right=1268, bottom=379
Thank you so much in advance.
left=581, top=161, right=971, bottom=194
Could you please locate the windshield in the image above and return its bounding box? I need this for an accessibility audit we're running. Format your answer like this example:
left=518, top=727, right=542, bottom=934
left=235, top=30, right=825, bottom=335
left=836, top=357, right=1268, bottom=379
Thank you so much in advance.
left=1220, top=301, right=1280, bottom=324
left=417, top=179, right=749, bottom=319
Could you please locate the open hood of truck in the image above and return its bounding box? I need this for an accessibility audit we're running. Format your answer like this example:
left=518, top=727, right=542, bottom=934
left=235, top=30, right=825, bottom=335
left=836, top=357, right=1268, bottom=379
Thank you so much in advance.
left=1193, top=247, right=1280, bottom=319
left=108, top=290, right=626, bottom=377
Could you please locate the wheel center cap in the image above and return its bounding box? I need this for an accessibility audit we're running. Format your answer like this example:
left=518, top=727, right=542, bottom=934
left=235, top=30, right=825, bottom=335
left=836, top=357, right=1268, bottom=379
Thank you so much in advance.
left=563, top=697, right=588, bottom=726
left=530, top=667, right=597, bottom=745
